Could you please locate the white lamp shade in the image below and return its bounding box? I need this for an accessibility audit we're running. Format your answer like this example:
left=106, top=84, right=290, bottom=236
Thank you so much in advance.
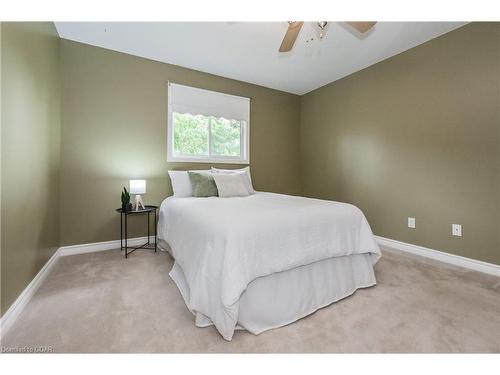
left=129, top=179, right=146, bottom=194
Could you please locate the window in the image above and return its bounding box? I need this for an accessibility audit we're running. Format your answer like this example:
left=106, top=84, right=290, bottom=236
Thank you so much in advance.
left=167, top=83, right=250, bottom=163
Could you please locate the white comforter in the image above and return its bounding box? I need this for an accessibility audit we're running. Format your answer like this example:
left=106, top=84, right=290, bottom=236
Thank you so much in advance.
left=158, top=192, right=381, bottom=340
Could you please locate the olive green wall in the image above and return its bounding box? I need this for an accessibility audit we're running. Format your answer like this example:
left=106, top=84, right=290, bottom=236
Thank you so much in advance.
left=300, top=23, right=500, bottom=265
left=59, top=40, right=302, bottom=246
left=1, top=22, right=61, bottom=314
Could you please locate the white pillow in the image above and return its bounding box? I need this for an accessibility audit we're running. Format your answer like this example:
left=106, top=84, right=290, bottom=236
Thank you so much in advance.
left=212, top=173, right=250, bottom=198
left=168, top=170, right=211, bottom=197
left=211, top=166, right=255, bottom=194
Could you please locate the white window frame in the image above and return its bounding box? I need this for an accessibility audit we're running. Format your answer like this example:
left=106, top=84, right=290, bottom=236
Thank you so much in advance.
left=167, top=83, right=250, bottom=164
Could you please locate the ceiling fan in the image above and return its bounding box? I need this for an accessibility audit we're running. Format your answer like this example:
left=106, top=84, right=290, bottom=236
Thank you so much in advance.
left=279, top=21, right=377, bottom=52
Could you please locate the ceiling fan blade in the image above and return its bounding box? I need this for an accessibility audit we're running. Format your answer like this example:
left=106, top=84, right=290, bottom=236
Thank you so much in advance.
left=279, top=21, right=304, bottom=52
left=346, top=22, right=377, bottom=33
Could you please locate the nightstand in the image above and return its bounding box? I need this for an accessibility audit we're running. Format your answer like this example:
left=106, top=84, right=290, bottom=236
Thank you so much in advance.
left=116, top=205, right=158, bottom=258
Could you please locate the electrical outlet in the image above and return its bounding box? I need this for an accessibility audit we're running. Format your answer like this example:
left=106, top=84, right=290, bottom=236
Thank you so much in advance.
left=452, top=224, right=462, bottom=237
left=408, top=217, right=416, bottom=229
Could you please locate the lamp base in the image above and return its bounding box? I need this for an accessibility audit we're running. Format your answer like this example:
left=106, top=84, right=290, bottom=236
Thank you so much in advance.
left=133, top=195, right=145, bottom=211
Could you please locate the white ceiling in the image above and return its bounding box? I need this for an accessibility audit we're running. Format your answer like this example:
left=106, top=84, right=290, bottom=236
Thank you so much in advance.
left=55, top=22, right=466, bottom=95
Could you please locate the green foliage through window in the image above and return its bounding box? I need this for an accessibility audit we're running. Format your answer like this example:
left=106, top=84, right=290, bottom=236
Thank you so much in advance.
left=173, top=113, right=209, bottom=156
left=211, top=117, right=241, bottom=156
left=173, top=112, right=242, bottom=158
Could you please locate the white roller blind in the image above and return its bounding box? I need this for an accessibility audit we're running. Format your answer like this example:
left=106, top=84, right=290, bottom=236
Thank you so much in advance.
left=168, top=82, right=250, bottom=122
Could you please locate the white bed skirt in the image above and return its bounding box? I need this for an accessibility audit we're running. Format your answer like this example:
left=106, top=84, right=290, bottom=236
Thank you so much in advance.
left=169, top=253, right=376, bottom=336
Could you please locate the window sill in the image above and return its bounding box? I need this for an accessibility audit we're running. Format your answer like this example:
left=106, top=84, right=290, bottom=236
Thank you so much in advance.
left=167, top=156, right=249, bottom=164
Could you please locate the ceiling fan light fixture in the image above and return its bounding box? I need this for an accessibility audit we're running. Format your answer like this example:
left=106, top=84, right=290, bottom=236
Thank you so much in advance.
left=317, top=21, right=328, bottom=39
left=278, top=20, right=376, bottom=52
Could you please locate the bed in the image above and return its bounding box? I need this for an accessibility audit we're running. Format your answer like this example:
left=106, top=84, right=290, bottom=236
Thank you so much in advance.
left=157, top=192, right=381, bottom=341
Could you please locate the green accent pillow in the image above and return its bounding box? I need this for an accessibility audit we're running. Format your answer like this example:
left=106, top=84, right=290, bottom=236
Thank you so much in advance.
left=188, top=172, right=219, bottom=197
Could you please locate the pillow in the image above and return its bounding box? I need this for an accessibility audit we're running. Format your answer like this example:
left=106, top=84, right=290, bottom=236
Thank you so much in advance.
left=212, top=173, right=250, bottom=198
left=168, top=170, right=210, bottom=197
left=211, top=166, right=255, bottom=194
left=187, top=171, right=219, bottom=197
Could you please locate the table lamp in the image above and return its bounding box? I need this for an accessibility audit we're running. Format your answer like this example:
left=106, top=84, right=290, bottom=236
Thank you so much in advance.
left=129, top=179, right=146, bottom=211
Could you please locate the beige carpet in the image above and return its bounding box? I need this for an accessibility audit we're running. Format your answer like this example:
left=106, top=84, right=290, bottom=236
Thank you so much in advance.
left=1, top=246, right=499, bottom=353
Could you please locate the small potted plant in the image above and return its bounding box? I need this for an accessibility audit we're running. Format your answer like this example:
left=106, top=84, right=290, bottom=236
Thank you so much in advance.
left=121, top=187, right=133, bottom=211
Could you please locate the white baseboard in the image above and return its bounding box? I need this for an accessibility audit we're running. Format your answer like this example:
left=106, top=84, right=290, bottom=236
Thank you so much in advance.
left=1, top=236, right=155, bottom=337
left=0, top=247, right=61, bottom=338
left=58, top=236, right=155, bottom=256
left=375, top=235, right=500, bottom=277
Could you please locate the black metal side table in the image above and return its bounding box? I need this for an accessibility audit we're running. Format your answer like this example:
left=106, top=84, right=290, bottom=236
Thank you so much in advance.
left=116, top=205, right=158, bottom=258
